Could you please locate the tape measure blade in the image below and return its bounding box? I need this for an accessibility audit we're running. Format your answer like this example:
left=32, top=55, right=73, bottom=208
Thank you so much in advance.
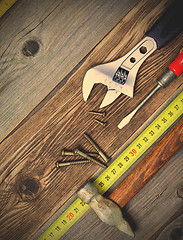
left=0, top=0, right=17, bottom=17
left=38, top=198, right=89, bottom=240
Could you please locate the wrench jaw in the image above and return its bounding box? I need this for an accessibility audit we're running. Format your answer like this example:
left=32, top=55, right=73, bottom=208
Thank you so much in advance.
left=82, top=59, right=123, bottom=105
left=82, top=63, right=137, bottom=107
left=82, top=64, right=114, bottom=102
left=98, top=65, right=138, bottom=108
left=99, top=73, right=136, bottom=108
left=82, top=69, right=96, bottom=102
left=100, top=90, right=121, bottom=108
left=82, top=67, right=104, bottom=101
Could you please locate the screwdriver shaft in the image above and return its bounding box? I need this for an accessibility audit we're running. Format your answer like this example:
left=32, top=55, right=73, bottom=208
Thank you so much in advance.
left=118, top=68, right=177, bottom=129
left=118, top=85, right=160, bottom=129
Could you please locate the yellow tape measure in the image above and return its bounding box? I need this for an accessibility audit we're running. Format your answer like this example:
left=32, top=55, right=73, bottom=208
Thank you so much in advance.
left=38, top=91, right=183, bottom=240
left=0, top=0, right=17, bottom=17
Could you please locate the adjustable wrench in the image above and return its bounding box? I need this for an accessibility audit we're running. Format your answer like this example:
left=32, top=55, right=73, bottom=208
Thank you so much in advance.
left=82, top=0, right=182, bottom=108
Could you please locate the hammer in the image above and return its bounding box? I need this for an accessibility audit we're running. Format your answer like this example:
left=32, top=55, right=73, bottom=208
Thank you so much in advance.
left=77, top=117, right=183, bottom=236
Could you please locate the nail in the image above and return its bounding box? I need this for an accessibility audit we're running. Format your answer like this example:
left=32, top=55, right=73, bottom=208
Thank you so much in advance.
left=61, top=149, right=98, bottom=158
left=84, top=133, right=110, bottom=163
left=88, top=111, right=106, bottom=117
left=75, top=149, right=107, bottom=168
left=93, top=119, right=107, bottom=127
left=88, top=153, right=99, bottom=157
left=56, top=160, right=90, bottom=168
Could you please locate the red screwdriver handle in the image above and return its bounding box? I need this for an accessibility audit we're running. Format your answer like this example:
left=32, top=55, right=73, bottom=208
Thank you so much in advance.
left=169, top=50, right=183, bottom=76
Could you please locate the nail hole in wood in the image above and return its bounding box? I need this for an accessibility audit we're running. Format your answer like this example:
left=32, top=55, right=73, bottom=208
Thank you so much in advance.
left=22, top=40, right=40, bottom=57
left=18, top=177, right=40, bottom=201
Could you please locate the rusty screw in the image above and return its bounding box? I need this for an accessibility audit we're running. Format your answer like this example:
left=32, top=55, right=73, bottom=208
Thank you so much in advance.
left=56, top=160, right=90, bottom=168
left=88, top=111, right=106, bottom=117
left=75, top=149, right=107, bottom=168
left=93, top=119, right=107, bottom=127
left=61, top=150, right=75, bottom=156
left=84, top=133, right=110, bottom=163
left=61, top=149, right=98, bottom=158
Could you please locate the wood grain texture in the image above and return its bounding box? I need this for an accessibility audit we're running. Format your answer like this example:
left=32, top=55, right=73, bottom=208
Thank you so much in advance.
left=0, top=0, right=182, bottom=239
left=156, top=213, right=183, bottom=240
left=109, top=118, right=183, bottom=207
left=0, top=0, right=138, bottom=142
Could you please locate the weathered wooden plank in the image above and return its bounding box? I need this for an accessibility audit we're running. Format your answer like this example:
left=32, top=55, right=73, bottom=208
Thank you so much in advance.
left=0, top=0, right=182, bottom=239
left=0, top=0, right=138, bottom=142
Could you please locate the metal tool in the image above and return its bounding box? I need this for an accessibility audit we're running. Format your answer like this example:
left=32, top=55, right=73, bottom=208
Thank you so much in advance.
left=118, top=50, right=183, bottom=129
left=82, top=0, right=182, bottom=108
left=77, top=182, right=134, bottom=237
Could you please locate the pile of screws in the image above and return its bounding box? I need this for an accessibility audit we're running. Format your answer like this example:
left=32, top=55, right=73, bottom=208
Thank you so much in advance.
left=89, top=111, right=107, bottom=127
left=56, top=133, right=110, bottom=169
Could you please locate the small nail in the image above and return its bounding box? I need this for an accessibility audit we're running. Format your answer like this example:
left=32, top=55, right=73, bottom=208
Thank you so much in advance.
left=93, top=119, right=107, bottom=127
left=56, top=160, right=90, bottom=168
left=75, top=149, right=107, bottom=168
left=84, top=133, right=110, bottom=163
left=61, top=149, right=98, bottom=158
left=88, top=153, right=99, bottom=157
left=88, top=111, right=106, bottom=117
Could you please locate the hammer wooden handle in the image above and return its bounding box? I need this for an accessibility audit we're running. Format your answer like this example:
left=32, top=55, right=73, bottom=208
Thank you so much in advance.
left=109, top=117, right=183, bottom=208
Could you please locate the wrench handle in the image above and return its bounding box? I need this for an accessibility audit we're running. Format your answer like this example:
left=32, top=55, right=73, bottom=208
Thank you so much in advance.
left=146, top=0, right=183, bottom=49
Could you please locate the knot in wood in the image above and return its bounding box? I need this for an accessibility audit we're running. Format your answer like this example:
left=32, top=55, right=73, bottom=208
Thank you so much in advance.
left=22, top=40, right=40, bottom=57
left=177, top=186, right=183, bottom=199
left=18, top=177, right=40, bottom=201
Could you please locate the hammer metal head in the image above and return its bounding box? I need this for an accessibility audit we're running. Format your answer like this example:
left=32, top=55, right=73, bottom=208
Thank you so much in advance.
left=77, top=182, right=134, bottom=237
